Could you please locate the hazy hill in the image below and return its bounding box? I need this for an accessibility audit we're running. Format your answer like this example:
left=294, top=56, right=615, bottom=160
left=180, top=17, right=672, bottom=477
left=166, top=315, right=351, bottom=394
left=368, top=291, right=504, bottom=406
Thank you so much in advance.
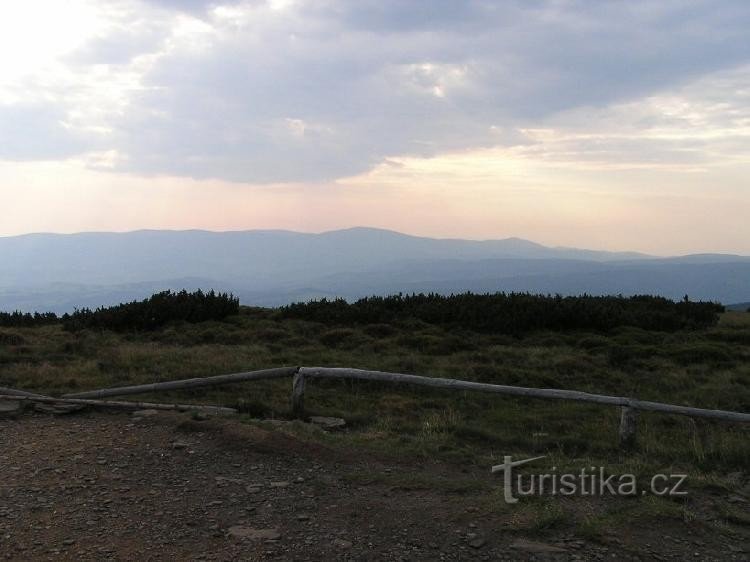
left=1, top=227, right=748, bottom=312
left=0, top=227, right=647, bottom=288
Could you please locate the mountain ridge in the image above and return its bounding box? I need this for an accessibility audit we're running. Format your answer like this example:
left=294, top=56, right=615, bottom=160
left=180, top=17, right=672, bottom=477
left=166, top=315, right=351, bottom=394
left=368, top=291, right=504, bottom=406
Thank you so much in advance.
left=1, top=228, right=748, bottom=312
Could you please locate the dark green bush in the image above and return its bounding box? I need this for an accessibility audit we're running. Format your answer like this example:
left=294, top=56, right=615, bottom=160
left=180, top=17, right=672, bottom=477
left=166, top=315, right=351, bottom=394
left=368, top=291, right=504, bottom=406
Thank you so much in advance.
left=62, top=290, right=239, bottom=332
left=319, top=328, right=362, bottom=348
left=253, top=327, right=290, bottom=342
left=0, top=311, right=58, bottom=328
left=362, top=323, right=397, bottom=338
left=0, top=332, right=25, bottom=346
left=707, top=330, right=750, bottom=345
left=470, top=364, right=502, bottom=383
left=281, top=293, right=723, bottom=335
left=607, top=345, right=637, bottom=367
left=668, top=343, right=737, bottom=365
left=553, top=355, right=595, bottom=375
left=576, top=335, right=611, bottom=350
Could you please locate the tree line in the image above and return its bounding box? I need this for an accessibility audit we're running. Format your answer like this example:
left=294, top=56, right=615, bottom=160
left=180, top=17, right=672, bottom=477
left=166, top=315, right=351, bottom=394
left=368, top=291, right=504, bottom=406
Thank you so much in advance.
left=1, top=290, right=239, bottom=331
left=62, top=290, right=239, bottom=331
left=1, top=291, right=725, bottom=334
left=281, top=293, right=724, bottom=334
left=0, top=311, right=58, bottom=328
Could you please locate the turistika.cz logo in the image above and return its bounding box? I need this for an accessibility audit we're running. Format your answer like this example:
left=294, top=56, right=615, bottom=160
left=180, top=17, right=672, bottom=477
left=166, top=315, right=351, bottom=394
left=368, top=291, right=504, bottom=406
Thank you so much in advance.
left=491, top=456, right=687, bottom=504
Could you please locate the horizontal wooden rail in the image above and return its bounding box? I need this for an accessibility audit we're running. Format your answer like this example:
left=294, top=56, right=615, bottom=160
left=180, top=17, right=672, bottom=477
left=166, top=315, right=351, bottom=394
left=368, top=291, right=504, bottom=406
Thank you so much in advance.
left=0, top=395, right=237, bottom=415
left=4, top=364, right=741, bottom=451
left=0, top=386, right=50, bottom=399
left=295, top=367, right=750, bottom=423
left=63, top=367, right=299, bottom=400
left=0, top=386, right=85, bottom=415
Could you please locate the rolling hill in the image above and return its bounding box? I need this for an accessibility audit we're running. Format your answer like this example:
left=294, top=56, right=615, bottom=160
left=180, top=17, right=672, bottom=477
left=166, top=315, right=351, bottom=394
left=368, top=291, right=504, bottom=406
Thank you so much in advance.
left=1, top=227, right=748, bottom=312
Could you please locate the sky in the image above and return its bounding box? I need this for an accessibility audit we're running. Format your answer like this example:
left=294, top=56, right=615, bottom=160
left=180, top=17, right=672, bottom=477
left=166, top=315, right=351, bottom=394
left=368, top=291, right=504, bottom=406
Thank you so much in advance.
left=1, top=0, right=749, bottom=255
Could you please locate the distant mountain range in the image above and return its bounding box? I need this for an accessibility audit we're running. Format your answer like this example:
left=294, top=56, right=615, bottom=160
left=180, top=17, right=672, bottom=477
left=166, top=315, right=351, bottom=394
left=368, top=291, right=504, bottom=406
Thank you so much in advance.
left=1, top=227, right=749, bottom=313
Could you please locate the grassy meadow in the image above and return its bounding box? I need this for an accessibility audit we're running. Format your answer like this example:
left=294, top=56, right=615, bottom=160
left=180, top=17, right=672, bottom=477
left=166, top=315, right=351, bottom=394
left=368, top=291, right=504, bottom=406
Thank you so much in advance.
left=1, top=305, right=748, bottom=471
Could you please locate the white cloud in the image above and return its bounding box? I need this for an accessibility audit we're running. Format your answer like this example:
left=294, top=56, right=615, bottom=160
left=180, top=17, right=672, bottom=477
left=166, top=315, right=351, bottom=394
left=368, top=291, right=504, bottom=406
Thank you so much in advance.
left=509, top=65, right=750, bottom=172
left=1, top=0, right=750, bottom=183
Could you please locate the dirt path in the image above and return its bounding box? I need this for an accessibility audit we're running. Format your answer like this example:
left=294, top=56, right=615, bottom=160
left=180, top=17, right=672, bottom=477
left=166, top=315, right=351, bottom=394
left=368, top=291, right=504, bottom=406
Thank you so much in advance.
left=0, top=412, right=747, bottom=561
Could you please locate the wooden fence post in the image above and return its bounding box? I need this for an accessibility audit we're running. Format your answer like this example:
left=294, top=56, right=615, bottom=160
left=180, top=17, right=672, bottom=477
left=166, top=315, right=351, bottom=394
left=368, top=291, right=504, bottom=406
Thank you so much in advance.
left=619, top=406, right=638, bottom=450
left=291, top=370, right=306, bottom=418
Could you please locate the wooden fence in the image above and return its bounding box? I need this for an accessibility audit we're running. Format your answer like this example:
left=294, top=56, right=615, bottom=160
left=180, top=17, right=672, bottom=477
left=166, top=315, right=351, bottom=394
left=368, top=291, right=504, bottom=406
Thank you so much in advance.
left=291, top=367, right=750, bottom=450
left=3, top=366, right=747, bottom=449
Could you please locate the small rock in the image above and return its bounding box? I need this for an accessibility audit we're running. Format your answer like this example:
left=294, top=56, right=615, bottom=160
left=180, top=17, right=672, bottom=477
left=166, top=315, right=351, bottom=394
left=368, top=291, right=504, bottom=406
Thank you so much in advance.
left=0, top=400, right=22, bottom=418
left=309, top=416, right=346, bottom=430
left=34, top=403, right=85, bottom=415
left=132, top=409, right=159, bottom=417
left=333, top=538, right=353, bottom=549
left=270, top=481, right=289, bottom=488
left=215, top=476, right=245, bottom=486
left=468, top=537, right=486, bottom=549
left=172, top=442, right=189, bottom=450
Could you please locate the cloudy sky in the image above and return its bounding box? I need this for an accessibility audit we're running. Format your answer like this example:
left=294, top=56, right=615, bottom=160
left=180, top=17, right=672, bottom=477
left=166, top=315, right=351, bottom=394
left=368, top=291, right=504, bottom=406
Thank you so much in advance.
left=1, top=0, right=749, bottom=254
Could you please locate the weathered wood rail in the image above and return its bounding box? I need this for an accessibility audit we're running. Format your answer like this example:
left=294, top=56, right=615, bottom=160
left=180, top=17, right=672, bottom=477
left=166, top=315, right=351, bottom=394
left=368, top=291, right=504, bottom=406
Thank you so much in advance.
left=0, top=386, right=50, bottom=399
left=63, top=367, right=298, bottom=400
left=6, top=365, right=749, bottom=449
left=293, top=367, right=750, bottom=421
left=0, top=394, right=237, bottom=415
left=292, top=367, right=750, bottom=449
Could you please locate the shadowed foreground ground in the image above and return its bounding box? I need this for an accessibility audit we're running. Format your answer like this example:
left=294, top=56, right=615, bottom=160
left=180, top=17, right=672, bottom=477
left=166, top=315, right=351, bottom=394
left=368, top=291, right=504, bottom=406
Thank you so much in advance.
left=1, top=411, right=748, bottom=561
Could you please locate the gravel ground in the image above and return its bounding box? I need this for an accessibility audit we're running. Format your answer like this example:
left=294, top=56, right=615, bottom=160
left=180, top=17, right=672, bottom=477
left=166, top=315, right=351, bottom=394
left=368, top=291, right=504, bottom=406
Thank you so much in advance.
left=1, top=411, right=747, bottom=561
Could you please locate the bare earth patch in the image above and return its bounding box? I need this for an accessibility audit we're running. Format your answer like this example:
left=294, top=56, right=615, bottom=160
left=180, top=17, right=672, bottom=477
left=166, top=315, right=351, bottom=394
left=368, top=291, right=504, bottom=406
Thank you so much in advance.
left=1, top=412, right=748, bottom=561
